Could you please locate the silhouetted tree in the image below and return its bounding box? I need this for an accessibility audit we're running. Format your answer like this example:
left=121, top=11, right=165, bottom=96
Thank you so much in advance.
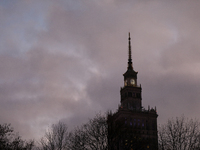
left=38, top=121, right=69, bottom=150
left=158, top=116, right=200, bottom=150
left=68, top=113, right=108, bottom=150
left=0, top=123, right=34, bottom=150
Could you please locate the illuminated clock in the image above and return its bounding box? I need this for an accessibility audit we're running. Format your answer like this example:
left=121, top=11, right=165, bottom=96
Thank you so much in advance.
left=124, top=80, right=128, bottom=86
left=130, top=79, right=135, bottom=85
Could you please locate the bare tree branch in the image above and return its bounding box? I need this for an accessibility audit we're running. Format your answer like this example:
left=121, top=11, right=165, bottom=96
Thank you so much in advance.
left=158, top=116, right=200, bottom=150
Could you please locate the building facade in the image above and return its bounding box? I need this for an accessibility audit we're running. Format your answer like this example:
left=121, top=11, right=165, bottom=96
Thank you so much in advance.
left=107, top=33, right=158, bottom=150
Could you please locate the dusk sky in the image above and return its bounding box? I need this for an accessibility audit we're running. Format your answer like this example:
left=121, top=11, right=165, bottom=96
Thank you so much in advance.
left=1, top=0, right=200, bottom=141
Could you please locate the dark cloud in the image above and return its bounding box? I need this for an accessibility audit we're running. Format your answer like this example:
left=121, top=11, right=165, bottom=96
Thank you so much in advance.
left=0, top=0, right=200, bottom=140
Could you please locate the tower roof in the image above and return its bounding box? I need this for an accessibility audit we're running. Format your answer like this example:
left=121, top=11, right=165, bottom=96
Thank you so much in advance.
left=128, top=32, right=133, bottom=71
left=124, top=32, right=138, bottom=78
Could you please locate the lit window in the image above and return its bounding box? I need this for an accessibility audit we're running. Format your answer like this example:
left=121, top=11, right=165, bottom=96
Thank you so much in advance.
left=138, top=119, right=140, bottom=126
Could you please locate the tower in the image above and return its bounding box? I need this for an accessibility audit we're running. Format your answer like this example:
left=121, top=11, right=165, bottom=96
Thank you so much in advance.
left=107, top=33, right=158, bottom=150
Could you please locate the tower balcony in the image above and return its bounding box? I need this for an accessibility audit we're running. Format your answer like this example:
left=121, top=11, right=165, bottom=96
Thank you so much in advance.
left=121, top=84, right=141, bottom=90
left=117, top=104, right=157, bottom=115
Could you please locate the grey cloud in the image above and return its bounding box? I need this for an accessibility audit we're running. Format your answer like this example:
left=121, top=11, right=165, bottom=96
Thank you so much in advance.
left=0, top=0, right=200, bottom=140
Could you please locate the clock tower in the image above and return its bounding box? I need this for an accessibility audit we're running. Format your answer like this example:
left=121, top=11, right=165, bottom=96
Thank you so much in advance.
left=121, top=33, right=141, bottom=110
left=107, top=33, right=158, bottom=150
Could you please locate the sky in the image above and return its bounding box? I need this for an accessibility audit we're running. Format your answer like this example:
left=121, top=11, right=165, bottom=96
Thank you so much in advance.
left=1, top=0, right=200, bottom=141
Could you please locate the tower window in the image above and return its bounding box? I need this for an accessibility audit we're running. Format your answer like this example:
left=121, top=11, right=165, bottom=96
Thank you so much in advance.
left=125, top=93, right=127, bottom=97
left=142, top=120, right=145, bottom=128
left=125, top=118, right=127, bottom=125
left=136, top=93, right=141, bottom=98
left=132, top=92, right=135, bottom=97
left=134, top=119, right=136, bottom=126
left=128, top=92, right=132, bottom=97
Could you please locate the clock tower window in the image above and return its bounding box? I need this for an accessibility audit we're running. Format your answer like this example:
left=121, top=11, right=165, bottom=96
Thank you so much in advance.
left=128, top=92, right=132, bottom=97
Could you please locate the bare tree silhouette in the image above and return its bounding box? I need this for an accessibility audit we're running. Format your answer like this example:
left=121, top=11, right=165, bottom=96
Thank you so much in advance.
left=158, top=116, right=200, bottom=150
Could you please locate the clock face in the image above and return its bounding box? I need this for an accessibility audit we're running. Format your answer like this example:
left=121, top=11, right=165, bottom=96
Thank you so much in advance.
left=124, top=80, right=128, bottom=86
left=130, top=79, right=135, bottom=85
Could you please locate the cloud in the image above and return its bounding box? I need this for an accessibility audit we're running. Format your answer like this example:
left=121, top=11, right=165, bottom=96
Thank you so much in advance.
left=0, top=0, right=200, bottom=140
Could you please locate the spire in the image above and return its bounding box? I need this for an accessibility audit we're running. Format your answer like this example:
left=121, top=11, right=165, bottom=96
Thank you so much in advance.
left=128, top=32, right=133, bottom=70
